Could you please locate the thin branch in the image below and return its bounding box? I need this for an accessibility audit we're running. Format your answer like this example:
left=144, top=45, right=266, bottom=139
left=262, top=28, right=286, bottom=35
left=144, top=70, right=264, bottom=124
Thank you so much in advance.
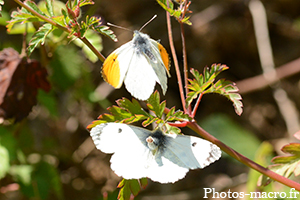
left=166, top=2, right=187, bottom=113
left=236, top=57, right=300, bottom=94
left=13, top=0, right=105, bottom=62
left=187, top=121, right=300, bottom=191
left=191, top=93, right=203, bottom=118
left=180, top=0, right=191, bottom=114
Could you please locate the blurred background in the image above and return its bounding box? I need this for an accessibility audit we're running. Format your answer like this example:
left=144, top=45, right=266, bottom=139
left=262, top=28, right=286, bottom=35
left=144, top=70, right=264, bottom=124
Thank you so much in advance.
left=1, top=0, right=300, bottom=199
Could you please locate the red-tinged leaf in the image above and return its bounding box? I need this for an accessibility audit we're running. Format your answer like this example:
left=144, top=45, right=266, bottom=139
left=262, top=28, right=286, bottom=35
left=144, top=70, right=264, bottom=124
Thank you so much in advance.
left=261, top=142, right=300, bottom=186
left=294, top=161, right=300, bottom=176
left=281, top=143, right=300, bottom=155
left=116, top=98, right=149, bottom=117
left=0, top=48, right=50, bottom=122
left=117, top=179, right=141, bottom=200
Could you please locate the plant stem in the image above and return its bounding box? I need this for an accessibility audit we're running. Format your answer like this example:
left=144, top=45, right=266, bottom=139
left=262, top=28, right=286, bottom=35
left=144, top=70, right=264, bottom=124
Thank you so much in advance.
left=180, top=1, right=190, bottom=113
left=187, top=121, right=300, bottom=191
left=13, top=0, right=105, bottom=62
left=180, top=22, right=190, bottom=113
left=165, top=2, right=187, bottom=113
left=191, top=93, right=203, bottom=118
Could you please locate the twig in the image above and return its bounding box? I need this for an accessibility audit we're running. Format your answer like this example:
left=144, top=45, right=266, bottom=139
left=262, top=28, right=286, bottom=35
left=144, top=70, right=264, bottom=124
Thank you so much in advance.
left=236, top=57, right=300, bottom=94
left=191, top=93, right=203, bottom=118
left=180, top=0, right=191, bottom=113
left=166, top=1, right=187, bottom=113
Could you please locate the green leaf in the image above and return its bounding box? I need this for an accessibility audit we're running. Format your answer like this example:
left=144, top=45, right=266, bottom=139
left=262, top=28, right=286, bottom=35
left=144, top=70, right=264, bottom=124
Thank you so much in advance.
left=117, top=179, right=142, bottom=200
left=45, top=0, right=54, bottom=17
left=147, top=91, right=165, bottom=118
left=6, top=8, right=40, bottom=33
left=156, top=0, right=192, bottom=25
left=50, top=45, right=85, bottom=90
left=0, top=144, right=10, bottom=179
left=259, top=142, right=300, bottom=187
left=25, top=0, right=47, bottom=17
left=88, top=16, right=117, bottom=42
left=78, top=0, right=94, bottom=7
left=27, top=23, right=55, bottom=56
left=19, top=161, right=63, bottom=199
left=9, top=165, right=33, bottom=185
left=186, top=64, right=243, bottom=115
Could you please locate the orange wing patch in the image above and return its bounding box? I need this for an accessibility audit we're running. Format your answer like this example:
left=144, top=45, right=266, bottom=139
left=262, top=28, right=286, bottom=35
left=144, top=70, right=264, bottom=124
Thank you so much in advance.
left=102, top=53, right=122, bottom=88
left=157, top=43, right=170, bottom=74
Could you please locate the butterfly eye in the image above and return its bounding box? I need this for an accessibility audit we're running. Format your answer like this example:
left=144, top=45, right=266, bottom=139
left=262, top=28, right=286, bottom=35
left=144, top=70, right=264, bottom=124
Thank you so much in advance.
left=118, top=128, right=122, bottom=133
left=192, top=142, right=197, bottom=147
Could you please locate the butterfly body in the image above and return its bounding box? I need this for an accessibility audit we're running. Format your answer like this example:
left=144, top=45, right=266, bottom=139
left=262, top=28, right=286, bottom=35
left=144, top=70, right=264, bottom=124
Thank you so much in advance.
left=90, top=123, right=221, bottom=183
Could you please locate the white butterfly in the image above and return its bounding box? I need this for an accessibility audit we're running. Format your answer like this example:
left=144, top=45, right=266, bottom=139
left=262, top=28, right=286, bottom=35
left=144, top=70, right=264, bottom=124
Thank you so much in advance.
left=90, top=123, right=221, bottom=184
left=102, top=30, right=170, bottom=101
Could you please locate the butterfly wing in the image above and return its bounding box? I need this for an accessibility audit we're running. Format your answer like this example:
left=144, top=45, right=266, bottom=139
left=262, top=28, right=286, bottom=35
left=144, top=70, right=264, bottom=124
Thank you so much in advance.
left=148, top=39, right=170, bottom=95
left=90, top=123, right=154, bottom=180
left=102, top=42, right=134, bottom=88
left=124, top=52, right=158, bottom=100
left=162, top=134, right=222, bottom=169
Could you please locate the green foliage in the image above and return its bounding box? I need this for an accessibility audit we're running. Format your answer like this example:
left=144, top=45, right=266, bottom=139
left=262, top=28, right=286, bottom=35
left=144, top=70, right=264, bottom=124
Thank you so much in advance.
left=117, top=178, right=148, bottom=200
left=156, top=0, right=191, bottom=25
left=259, top=142, right=300, bottom=186
left=0, top=144, right=10, bottom=179
left=7, top=7, right=41, bottom=33
left=7, top=0, right=116, bottom=58
left=186, top=64, right=243, bottom=115
left=27, top=23, right=56, bottom=55
left=87, top=91, right=191, bottom=130
left=80, top=15, right=117, bottom=42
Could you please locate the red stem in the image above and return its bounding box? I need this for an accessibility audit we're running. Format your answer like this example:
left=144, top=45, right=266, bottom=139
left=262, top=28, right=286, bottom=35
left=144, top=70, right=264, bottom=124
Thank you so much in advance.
left=191, top=93, right=203, bottom=118
left=166, top=1, right=187, bottom=113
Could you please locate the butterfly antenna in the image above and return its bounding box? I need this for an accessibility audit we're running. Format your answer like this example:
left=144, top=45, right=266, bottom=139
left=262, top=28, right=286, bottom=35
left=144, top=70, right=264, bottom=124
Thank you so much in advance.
left=107, top=22, right=132, bottom=32
left=139, top=15, right=157, bottom=31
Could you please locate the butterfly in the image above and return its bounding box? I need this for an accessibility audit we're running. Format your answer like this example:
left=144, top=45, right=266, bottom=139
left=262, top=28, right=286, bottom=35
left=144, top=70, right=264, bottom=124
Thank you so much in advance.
left=102, top=16, right=170, bottom=101
left=90, top=123, right=221, bottom=183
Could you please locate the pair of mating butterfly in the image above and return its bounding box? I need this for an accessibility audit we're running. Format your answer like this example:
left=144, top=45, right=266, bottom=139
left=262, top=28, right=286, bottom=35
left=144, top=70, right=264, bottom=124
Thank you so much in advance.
left=90, top=16, right=221, bottom=184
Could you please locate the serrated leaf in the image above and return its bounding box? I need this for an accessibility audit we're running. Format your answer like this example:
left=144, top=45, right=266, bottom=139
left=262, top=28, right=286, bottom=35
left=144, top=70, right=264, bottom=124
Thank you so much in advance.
left=25, top=0, right=47, bottom=17
left=261, top=142, right=300, bottom=186
left=27, top=23, right=55, bottom=56
left=87, top=97, right=154, bottom=130
left=147, top=91, right=166, bottom=118
left=117, top=179, right=141, bottom=200
left=78, top=0, right=94, bottom=7
left=6, top=8, right=41, bottom=32
left=117, top=98, right=149, bottom=117
left=156, top=0, right=191, bottom=25
left=186, top=64, right=243, bottom=115
left=208, top=79, right=243, bottom=115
